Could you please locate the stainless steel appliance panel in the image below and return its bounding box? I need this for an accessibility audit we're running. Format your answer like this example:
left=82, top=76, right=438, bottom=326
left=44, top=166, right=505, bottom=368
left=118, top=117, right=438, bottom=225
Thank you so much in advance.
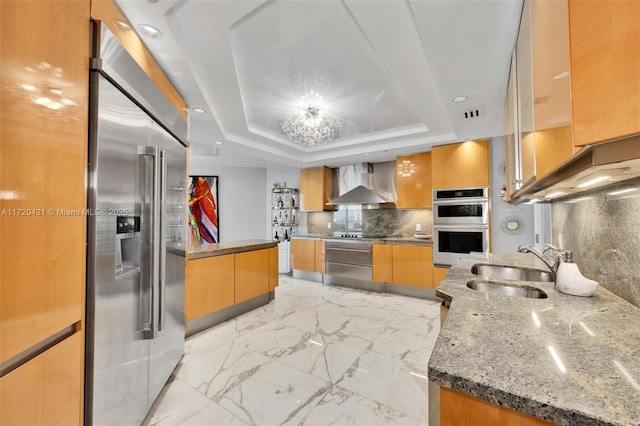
left=90, top=74, right=152, bottom=426
left=326, top=262, right=372, bottom=281
left=325, top=241, right=372, bottom=266
left=148, top=123, right=185, bottom=404
left=433, top=200, right=489, bottom=225
left=433, top=225, right=490, bottom=266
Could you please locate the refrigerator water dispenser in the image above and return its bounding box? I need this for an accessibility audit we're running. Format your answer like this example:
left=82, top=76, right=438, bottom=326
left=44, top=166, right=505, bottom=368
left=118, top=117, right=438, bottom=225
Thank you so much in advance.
left=115, top=216, right=140, bottom=278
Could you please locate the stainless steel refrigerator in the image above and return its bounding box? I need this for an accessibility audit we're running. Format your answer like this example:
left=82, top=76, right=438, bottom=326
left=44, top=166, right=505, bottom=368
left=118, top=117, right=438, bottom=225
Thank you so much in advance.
left=86, top=23, right=188, bottom=426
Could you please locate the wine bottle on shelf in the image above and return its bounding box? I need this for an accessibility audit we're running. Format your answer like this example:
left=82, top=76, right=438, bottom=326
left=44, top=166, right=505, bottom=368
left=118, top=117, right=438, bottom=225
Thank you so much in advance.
left=284, top=229, right=289, bottom=241
left=274, top=231, right=279, bottom=241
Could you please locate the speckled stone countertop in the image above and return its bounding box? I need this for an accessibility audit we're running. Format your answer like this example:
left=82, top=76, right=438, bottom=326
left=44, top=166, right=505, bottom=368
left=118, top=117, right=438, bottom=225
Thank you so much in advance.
left=188, top=239, right=277, bottom=260
left=292, top=234, right=432, bottom=246
left=428, top=253, right=640, bottom=426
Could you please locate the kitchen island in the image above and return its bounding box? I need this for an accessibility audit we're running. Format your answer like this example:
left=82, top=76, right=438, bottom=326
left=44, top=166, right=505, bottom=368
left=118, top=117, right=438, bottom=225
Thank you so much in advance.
left=429, top=253, right=640, bottom=425
left=185, top=239, right=278, bottom=336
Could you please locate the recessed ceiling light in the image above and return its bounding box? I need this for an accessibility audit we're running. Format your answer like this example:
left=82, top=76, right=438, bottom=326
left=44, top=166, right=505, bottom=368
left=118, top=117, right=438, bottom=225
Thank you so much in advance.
left=137, top=24, right=163, bottom=40
left=191, top=107, right=206, bottom=114
left=296, top=163, right=301, bottom=167
left=364, top=153, right=370, bottom=156
left=215, top=141, right=223, bottom=145
left=453, top=95, right=467, bottom=103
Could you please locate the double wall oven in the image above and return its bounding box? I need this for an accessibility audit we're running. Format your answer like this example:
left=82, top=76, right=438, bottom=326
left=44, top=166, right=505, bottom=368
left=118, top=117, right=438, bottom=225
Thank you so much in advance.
left=432, top=187, right=490, bottom=266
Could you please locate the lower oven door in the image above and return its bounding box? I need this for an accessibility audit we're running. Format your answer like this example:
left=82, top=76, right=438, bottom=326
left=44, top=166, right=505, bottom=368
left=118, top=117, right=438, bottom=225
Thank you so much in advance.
left=433, top=225, right=489, bottom=266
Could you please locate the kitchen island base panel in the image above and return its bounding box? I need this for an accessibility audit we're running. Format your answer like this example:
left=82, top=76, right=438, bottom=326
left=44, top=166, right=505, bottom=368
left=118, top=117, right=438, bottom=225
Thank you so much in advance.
left=291, top=270, right=323, bottom=283
left=186, top=293, right=270, bottom=338
left=386, top=282, right=439, bottom=301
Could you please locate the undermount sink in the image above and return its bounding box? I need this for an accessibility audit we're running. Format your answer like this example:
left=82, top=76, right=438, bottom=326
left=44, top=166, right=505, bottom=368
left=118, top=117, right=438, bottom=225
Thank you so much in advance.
left=467, top=279, right=548, bottom=299
left=471, top=264, right=554, bottom=282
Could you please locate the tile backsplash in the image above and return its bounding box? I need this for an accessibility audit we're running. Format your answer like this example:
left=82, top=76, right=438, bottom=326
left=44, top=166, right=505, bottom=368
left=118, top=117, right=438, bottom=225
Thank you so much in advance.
left=552, top=177, right=640, bottom=308
left=305, top=208, right=432, bottom=237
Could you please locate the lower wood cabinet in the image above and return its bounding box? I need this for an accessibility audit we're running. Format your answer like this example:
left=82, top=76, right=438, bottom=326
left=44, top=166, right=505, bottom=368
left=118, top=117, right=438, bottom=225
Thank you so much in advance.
left=0, top=332, right=83, bottom=426
left=433, top=266, right=450, bottom=288
left=291, top=238, right=315, bottom=272
left=235, top=249, right=270, bottom=304
left=391, top=245, right=433, bottom=288
left=440, top=387, right=552, bottom=426
left=372, top=244, right=393, bottom=283
left=269, top=245, right=279, bottom=292
left=185, top=254, right=235, bottom=322
left=291, top=238, right=325, bottom=274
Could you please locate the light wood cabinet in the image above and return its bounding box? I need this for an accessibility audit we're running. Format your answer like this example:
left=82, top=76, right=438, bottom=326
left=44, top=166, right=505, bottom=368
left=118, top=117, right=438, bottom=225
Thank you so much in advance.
left=0, top=332, right=83, bottom=426
left=432, top=140, right=490, bottom=189
left=440, top=387, right=553, bottom=426
left=531, top=0, right=576, bottom=179
left=185, top=254, right=235, bottom=322
left=372, top=244, right=393, bottom=283
left=433, top=266, right=450, bottom=288
left=569, top=0, right=640, bottom=146
left=269, top=245, right=279, bottom=292
left=291, top=238, right=316, bottom=272
left=314, top=240, right=326, bottom=274
left=235, top=249, right=270, bottom=304
left=299, top=167, right=336, bottom=211
left=1, top=0, right=89, bottom=364
left=396, top=152, right=432, bottom=208
left=391, top=245, right=433, bottom=288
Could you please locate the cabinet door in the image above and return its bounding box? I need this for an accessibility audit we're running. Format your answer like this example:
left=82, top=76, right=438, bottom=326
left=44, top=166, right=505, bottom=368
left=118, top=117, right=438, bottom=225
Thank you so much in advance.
left=516, top=0, right=536, bottom=187
left=235, top=249, right=270, bottom=304
left=314, top=240, right=326, bottom=274
left=1, top=0, right=89, bottom=363
left=569, top=0, right=640, bottom=146
left=0, top=332, right=83, bottom=426
left=372, top=244, right=393, bottom=283
left=391, top=245, right=433, bottom=288
left=433, top=266, right=450, bottom=288
left=269, top=245, right=279, bottom=291
left=531, top=0, right=575, bottom=179
left=432, top=140, right=490, bottom=189
left=300, top=167, right=336, bottom=211
left=291, top=239, right=315, bottom=272
left=185, top=255, right=235, bottom=322
left=505, top=52, right=520, bottom=199
left=396, top=152, right=432, bottom=208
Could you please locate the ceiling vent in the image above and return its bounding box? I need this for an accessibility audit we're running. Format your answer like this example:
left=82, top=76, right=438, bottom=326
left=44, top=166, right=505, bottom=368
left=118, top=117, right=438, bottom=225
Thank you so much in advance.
left=463, top=108, right=484, bottom=119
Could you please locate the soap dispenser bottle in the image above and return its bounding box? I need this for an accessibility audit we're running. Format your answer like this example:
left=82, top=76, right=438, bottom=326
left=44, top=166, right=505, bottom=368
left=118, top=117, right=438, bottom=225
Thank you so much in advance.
left=556, top=251, right=599, bottom=297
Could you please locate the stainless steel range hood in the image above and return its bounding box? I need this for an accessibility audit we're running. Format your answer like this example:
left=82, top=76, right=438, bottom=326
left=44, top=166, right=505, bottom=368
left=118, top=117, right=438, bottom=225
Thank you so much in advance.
left=327, top=162, right=397, bottom=206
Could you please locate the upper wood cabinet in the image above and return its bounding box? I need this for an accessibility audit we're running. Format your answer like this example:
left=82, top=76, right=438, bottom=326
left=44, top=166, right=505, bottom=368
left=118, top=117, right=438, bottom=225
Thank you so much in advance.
left=432, top=140, right=490, bottom=189
left=569, top=0, right=640, bottom=146
left=1, top=0, right=88, bottom=364
left=396, top=152, right=432, bottom=208
left=391, top=245, right=433, bottom=289
left=531, top=0, right=576, bottom=179
left=299, top=167, right=336, bottom=211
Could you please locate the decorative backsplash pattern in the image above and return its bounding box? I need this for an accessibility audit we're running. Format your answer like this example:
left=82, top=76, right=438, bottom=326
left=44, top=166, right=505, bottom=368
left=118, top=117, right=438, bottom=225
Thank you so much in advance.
left=305, top=208, right=432, bottom=237
left=552, top=177, right=640, bottom=308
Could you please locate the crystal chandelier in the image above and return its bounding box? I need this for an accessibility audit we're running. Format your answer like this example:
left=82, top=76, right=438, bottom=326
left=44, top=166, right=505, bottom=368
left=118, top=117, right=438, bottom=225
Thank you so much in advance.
left=280, top=79, right=343, bottom=146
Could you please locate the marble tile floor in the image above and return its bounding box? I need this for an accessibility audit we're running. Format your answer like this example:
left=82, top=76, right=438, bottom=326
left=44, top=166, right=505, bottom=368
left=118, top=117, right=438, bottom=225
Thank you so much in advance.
left=144, top=276, right=441, bottom=426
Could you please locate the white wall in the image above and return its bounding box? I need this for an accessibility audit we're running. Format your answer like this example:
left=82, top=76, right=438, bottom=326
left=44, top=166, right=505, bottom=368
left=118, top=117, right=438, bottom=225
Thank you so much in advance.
left=265, top=166, right=301, bottom=240
left=190, top=154, right=267, bottom=242
left=489, top=137, right=536, bottom=253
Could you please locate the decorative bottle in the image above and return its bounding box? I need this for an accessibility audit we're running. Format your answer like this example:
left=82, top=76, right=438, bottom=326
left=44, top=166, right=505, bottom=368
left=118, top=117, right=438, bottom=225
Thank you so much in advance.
left=274, top=231, right=279, bottom=241
left=556, top=251, right=599, bottom=297
left=284, top=229, right=289, bottom=241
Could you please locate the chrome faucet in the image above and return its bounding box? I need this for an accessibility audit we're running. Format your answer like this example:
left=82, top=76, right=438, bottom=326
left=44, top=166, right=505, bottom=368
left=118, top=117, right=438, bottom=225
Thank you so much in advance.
left=517, top=244, right=569, bottom=283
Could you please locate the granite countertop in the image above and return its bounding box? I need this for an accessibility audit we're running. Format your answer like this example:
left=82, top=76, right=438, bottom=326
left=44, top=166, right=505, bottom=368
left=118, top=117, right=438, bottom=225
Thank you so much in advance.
left=188, top=239, right=277, bottom=260
left=429, top=253, right=640, bottom=426
left=291, top=234, right=432, bottom=246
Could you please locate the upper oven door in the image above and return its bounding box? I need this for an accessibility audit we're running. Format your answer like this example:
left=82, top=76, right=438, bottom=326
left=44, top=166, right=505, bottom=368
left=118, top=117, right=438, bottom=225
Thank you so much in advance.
left=433, top=200, right=489, bottom=225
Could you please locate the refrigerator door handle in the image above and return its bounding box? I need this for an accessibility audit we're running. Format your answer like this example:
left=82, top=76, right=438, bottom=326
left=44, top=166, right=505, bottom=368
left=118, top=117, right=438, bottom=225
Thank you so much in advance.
left=139, top=145, right=160, bottom=339
left=158, top=149, right=167, bottom=332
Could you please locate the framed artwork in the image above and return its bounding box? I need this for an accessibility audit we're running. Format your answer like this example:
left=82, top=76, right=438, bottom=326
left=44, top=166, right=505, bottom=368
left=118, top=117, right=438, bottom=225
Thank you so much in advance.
left=188, top=176, right=219, bottom=245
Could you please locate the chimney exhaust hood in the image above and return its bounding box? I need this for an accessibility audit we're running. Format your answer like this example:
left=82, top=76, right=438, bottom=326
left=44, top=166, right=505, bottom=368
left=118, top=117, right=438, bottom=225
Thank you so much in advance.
left=327, top=162, right=397, bottom=206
